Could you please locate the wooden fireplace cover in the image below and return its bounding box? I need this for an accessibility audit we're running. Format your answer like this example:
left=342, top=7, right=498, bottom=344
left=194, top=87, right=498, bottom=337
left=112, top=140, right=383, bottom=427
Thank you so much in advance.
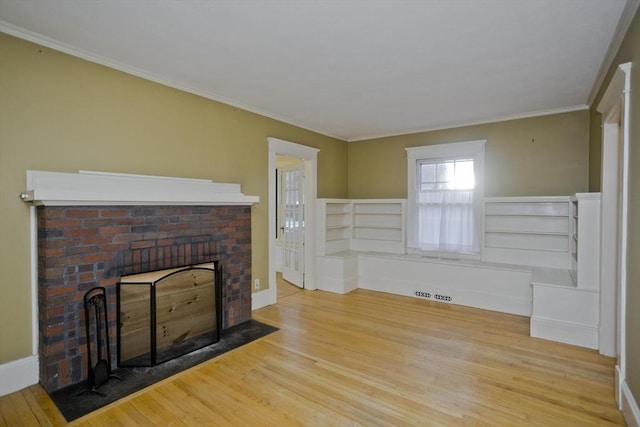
left=117, top=262, right=221, bottom=366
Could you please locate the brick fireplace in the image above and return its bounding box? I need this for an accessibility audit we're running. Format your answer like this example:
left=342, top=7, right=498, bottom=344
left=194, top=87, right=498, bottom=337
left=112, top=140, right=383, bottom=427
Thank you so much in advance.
left=23, top=171, right=259, bottom=392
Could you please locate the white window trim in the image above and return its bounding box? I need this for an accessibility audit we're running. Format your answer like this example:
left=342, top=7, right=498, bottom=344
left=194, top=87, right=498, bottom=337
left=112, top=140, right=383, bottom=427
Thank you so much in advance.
left=406, top=140, right=486, bottom=259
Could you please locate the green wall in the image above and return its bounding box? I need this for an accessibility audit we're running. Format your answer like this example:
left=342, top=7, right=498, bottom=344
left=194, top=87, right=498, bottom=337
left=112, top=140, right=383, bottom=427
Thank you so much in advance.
left=589, top=8, right=640, bottom=410
left=0, top=33, right=348, bottom=364
left=348, top=110, right=589, bottom=198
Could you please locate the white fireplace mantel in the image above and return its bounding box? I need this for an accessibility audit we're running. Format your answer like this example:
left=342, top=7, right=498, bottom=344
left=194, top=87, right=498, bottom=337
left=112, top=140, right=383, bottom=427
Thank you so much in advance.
left=21, top=170, right=259, bottom=206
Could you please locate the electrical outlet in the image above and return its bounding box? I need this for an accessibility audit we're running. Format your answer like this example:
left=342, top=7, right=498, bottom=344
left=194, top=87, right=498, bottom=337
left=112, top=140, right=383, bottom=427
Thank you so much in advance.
left=254, top=278, right=260, bottom=290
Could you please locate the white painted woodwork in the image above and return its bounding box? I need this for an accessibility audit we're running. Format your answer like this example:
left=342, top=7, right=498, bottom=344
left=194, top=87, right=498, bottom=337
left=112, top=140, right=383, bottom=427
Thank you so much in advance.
left=483, top=248, right=571, bottom=270
left=351, top=200, right=405, bottom=253
left=22, top=170, right=259, bottom=206
left=621, top=379, right=640, bottom=427
left=0, top=355, right=39, bottom=397
left=530, top=268, right=599, bottom=349
left=597, top=61, right=631, bottom=359
left=483, top=196, right=572, bottom=268
left=485, top=215, right=569, bottom=234
left=281, top=162, right=305, bottom=288
left=316, top=199, right=406, bottom=256
left=529, top=194, right=601, bottom=349
left=570, top=193, right=601, bottom=291
left=316, top=199, right=352, bottom=256
left=315, top=194, right=608, bottom=351
left=484, top=200, right=570, bottom=216
left=267, top=137, right=319, bottom=302
left=484, top=232, right=569, bottom=252
left=406, top=141, right=485, bottom=255
left=315, top=252, right=359, bottom=295
left=600, top=121, right=622, bottom=358
left=250, top=288, right=272, bottom=311
left=532, top=282, right=599, bottom=329
left=274, top=241, right=283, bottom=272
left=358, top=254, right=533, bottom=316
left=316, top=199, right=405, bottom=294
left=597, top=62, right=632, bottom=405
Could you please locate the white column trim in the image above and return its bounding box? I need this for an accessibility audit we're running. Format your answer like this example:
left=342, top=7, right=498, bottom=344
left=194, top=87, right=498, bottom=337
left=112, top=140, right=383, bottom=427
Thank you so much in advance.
left=30, top=206, right=38, bottom=356
left=596, top=62, right=631, bottom=407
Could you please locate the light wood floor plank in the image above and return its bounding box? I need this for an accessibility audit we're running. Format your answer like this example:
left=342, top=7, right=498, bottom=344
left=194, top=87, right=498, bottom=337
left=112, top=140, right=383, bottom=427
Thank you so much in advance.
left=0, top=391, right=24, bottom=427
left=19, top=386, right=63, bottom=427
left=0, top=278, right=626, bottom=426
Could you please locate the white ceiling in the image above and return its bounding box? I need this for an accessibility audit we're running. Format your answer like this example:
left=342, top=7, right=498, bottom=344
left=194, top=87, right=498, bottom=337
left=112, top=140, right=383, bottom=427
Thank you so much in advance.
left=0, top=0, right=634, bottom=141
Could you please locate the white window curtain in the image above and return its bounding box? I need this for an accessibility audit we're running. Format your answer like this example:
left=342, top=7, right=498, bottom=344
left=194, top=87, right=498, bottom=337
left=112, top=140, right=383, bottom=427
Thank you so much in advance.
left=406, top=140, right=486, bottom=257
left=415, top=189, right=478, bottom=253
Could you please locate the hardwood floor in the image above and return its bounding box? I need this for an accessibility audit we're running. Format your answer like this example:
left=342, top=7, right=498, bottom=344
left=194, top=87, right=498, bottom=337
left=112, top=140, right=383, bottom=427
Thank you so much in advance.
left=276, top=273, right=303, bottom=300
left=0, top=284, right=624, bottom=426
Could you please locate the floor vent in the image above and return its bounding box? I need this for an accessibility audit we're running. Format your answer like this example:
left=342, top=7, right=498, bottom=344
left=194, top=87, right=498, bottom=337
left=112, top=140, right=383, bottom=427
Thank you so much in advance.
left=414, top=291, right=452, bottom=302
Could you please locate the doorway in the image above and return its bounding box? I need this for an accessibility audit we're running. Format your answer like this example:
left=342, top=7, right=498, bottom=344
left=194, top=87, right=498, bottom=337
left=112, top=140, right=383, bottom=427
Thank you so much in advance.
left=266, top=137, right=319, bottom=306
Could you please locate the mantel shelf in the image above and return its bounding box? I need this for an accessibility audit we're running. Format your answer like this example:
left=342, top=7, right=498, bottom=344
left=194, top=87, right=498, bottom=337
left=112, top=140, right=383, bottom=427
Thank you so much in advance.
left=22, top=170, right=259, bottom=206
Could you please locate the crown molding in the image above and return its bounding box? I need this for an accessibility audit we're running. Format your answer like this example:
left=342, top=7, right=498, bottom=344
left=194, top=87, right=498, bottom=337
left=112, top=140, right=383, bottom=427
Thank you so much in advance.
left=347, top=105, right=589, bottom=142
left=587, top=0, right=640, bottom=106
left=0, top=21, right=345, bottom=142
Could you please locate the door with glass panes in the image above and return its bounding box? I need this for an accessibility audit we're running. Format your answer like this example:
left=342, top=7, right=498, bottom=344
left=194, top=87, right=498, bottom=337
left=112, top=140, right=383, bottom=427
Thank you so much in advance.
left=281, top=162, right=305, bottom=288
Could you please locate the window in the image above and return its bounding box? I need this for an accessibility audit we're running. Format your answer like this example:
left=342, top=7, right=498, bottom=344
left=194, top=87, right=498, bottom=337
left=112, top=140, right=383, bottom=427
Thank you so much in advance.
left=406, top=140, right=485, bottom=257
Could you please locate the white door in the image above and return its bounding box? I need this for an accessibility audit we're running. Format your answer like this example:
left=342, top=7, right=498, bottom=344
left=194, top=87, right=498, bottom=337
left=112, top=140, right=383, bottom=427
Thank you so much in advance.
left=282, top=162, right=305, bottom=288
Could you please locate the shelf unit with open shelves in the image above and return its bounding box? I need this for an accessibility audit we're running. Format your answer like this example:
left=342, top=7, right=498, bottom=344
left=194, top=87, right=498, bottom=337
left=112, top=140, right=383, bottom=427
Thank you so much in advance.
left=483, top=196, right=572, bottom=268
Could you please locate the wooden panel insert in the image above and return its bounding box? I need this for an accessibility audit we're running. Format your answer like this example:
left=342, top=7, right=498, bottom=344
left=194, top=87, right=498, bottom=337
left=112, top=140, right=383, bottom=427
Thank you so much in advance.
left=118, top=262, right=219, bottom=366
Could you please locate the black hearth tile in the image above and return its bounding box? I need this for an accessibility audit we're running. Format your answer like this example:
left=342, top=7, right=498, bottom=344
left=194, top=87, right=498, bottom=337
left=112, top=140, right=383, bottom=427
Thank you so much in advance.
left=49, top=319, right=278, bottom=422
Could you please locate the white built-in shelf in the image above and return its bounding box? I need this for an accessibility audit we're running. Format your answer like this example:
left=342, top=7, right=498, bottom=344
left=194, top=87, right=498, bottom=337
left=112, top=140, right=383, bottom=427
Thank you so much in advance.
left=316, top=199, right=352, bottom=255
left=530, top=267, right=576, bottom=288
left=529, top=193, right=601, bottom=350
left=485, top=229, right=569, bottom=236
left=483, top=196, right=571, bottom=268
left=317, top=199, right=406, bottom=255
left=569, top=193, right=601, bottom=291
left=351, top=200, right=405, bottom=252
left=316, top=199, right=405, bottom=294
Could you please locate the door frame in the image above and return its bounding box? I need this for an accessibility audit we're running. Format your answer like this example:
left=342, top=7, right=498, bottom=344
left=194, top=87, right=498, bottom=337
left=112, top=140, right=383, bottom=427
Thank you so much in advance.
left=596, top=62, right=630, bottom=406
left=267, top=137, right=319, bottom=304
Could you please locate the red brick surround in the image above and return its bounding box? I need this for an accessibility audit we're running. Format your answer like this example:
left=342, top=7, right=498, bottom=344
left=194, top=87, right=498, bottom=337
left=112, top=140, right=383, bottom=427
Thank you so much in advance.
left=37, top=205, right=252, bottom=392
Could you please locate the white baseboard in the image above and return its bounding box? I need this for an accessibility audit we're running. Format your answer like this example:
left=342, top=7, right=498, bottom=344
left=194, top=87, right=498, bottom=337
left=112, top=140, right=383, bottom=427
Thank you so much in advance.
left=0, top=355, right=39, bottom=396
left=530, top=316, right=598, bottom=349
left=621, top=378, right=640, bottom=427
left=252, top=288, right=276, bottom=310
left=360, top=276, right=532, bottom=316
left=317, top=275, right=358, bottom=294
left=316, top=254, right=359, bottom=294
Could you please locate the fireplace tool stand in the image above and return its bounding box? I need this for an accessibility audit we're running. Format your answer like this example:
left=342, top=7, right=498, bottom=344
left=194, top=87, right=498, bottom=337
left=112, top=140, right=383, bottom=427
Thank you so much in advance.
left=79, top=287, right=120, bottom=397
